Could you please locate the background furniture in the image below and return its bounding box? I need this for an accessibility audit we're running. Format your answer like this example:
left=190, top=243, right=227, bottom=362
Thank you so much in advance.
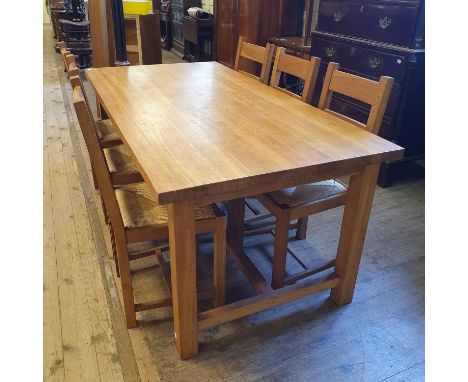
left=124, top=13, right=162, bottom=65
left=309, top=0, right=425, bottom=186
left=267, top=37, right=311, bottom=59
left=51, top=8, right=74, bottom=40
left=59, top=19, right=92, bottom=68
left=160, top=9, right=172, bottom=50
left=170, top=0, right=201, bottom=56
left=87, top=62, right=404, bottom=359
left=49, top=0, right=86, bottom=39
left=214, top=0, right=307, bottom=70
left=183, top=15, right=214, bottom=62
left=266, top=0, right=315, bottom=58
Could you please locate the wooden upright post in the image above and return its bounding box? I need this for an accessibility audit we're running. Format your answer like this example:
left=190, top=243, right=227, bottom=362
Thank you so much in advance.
left=88, top=0, right=112, bottom=67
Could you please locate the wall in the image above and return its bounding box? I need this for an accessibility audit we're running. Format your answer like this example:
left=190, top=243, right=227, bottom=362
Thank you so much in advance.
left=201, top=0, right=213, bottom=14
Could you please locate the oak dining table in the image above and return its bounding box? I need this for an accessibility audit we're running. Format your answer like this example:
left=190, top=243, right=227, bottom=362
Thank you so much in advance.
left=86, top=61, right=404, bottom=360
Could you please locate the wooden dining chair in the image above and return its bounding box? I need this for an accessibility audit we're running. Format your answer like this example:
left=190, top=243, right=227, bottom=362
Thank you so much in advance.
left=64, top=54, right=122, bottom=150
left=58, top=41, right=70, bottom=72
left=318, top=62, right=394, bottom=134
left=63, top=51, right=80, bottom=78
left=269, top=47, right=321, bottom=104
left=72, top=85, right=227, bottom=328
left=244, top=49, right=321, bottom=236
left=256, top=62, right=394, bottom=289
left=234, top=36, right=276, bottom=85
left=69, top=75, right=142, bottom=187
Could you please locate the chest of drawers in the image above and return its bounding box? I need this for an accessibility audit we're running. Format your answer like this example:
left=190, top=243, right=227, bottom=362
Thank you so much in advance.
left=310, top=0, right=425, bottom=186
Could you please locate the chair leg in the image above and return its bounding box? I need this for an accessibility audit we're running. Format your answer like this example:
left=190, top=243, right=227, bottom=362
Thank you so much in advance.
left=296, top=216, right=309, bottom=240
left=213, top=217, right=227, bottom=307
left=271, top=211, right=291, bottom=289
left=92, top=168, right=99, bottom=190
left=115, top=232, right=137, bottom=328
left=109, top=223, right=120, bottom=278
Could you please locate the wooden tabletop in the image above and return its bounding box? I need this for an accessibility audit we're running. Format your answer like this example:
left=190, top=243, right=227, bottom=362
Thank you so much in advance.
left=86, top=62, right=403, bottom=205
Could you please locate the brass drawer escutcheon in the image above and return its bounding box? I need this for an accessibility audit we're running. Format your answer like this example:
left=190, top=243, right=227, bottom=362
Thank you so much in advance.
left=378, top=16, right=392, bottom=29
left=334, top=11, right=344, bottom=22
left=369, top=56, right=381, bottom=69
left=326, top=46, right=336, bottom=57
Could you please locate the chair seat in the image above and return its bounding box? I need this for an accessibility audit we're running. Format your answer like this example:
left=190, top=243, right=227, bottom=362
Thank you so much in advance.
left=96, top=119, right=120, bottom=144
left=115, top=183, right=217, bottom=228
left=104, top=145, right=139, bottom=174
left=267, top=180, right=347, bottom=208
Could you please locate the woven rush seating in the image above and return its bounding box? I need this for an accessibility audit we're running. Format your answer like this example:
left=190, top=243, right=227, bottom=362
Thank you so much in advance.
left=104, top=145, right=140, bottom=174
left=266, top=180, right=347, bottom=208
left=96, top=119, right=121, bottom=146
left=116, top=182, right=217, bottom=229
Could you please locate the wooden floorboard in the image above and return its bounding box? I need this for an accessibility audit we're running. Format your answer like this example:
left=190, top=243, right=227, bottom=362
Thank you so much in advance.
left=44, top=24, right=424, bottom=382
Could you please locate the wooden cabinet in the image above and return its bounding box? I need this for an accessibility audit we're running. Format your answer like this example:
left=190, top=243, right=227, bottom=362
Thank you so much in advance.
left=214, top=0, right=306, bottom=69
left=170, top=0, right=201, bottom=55
left=183, top=16, right=214, bottom=61
left=310, top=0, right=425, bottom=187
left=124, top=13, right=162, bottom=65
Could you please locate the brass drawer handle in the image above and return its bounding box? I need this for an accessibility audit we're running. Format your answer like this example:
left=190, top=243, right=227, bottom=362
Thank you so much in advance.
left=326, top=47, right=336, bottom=57
left=369, top=57, right=381, bottom=69
left=334, top=11, right=344, bottom=22
left=379, top=16, right=392, bottom=29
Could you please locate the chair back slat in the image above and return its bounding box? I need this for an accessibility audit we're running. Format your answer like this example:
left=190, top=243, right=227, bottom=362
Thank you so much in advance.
left=269, top=47, right=320, bottom=104
left=329, top=70, right=380, bottom=106
left=71, top=86, right=126, bottom=234
left=234, top=36, right=275, bottom=84
left=318, top=62, right=394, bottom=134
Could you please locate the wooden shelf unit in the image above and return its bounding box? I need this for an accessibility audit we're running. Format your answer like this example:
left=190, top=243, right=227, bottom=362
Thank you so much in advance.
left=124, top=12, right=163, bottom=65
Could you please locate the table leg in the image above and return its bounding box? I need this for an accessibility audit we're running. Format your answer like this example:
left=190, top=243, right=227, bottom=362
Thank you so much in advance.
left=168, top=201, right=198, bottom=359
left=96, top=95, right=108, bottom=119
left=331, top=163, right=380, bottom=306
left=227, top=198, right=245, bottom=251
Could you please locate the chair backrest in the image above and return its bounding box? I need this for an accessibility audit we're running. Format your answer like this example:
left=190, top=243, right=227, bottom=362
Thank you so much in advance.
left=234, top=36, right=276, bottom=85
left=269, top=47, right=320, bottom=104
left=69, top=75, right=93, bottom=121
left=64, top=52, right=79, bottom=77
left=71, top=86, right=126, bottom=235
left=58, top=41, right=70, bottom=71
left=318, top=62, right=394, bottom=134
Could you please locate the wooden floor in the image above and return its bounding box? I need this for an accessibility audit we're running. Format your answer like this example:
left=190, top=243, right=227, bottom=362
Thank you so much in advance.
left=43, top=25, right=425, bottom=382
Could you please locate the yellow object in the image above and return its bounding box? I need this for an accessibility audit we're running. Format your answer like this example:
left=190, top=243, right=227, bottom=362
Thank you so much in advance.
left=123, top=0, right=152, bottom=15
